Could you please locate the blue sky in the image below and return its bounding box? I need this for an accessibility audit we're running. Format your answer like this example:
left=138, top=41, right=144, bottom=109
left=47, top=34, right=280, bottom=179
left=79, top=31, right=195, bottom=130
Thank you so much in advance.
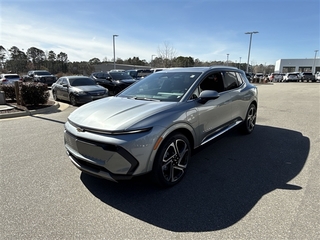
left=1, top=0, right=319, bottom=65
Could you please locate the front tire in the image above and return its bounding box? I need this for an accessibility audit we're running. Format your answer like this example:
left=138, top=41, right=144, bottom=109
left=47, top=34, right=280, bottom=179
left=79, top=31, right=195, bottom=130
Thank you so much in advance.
left=70, top=94, right=77, bottom=106
left=240, top=103, right=257, bottom=134
left=152, top=133, right=191, bottom=187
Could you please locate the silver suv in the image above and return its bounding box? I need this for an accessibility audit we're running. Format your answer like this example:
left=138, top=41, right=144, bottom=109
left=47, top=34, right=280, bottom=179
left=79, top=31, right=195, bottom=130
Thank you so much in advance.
left=64, top=66, right=258, bottom=187
left=282, top=73, right=300, bottom=82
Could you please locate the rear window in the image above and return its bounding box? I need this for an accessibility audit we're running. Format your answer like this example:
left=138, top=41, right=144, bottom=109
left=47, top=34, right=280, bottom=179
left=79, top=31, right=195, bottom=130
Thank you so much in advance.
left=5, top=75, right=20, bottom=79
left=35, top=71, right=51, bottom=75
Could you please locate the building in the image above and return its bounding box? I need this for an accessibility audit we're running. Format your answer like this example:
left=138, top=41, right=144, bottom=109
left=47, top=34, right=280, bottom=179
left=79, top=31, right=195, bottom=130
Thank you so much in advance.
left=275, top=58, right=320, bottom=74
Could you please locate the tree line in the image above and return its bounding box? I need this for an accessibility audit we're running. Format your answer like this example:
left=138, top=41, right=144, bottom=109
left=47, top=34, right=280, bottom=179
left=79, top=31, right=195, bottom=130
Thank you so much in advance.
left=0, top=45, right=275, bottom=76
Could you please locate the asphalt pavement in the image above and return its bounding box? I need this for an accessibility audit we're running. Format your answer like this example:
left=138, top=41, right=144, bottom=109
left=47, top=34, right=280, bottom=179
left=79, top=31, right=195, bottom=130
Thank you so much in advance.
left=1, top=83, right=319, bottom=239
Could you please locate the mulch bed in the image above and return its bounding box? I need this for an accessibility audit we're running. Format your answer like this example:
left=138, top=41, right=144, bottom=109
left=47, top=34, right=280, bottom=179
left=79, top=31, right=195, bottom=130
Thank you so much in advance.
left=0, top=100, right=55, bottom=114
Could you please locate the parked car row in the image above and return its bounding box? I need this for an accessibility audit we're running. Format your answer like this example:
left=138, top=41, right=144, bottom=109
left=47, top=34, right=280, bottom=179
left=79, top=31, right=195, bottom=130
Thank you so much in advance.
left=281, top=72, right=316, bottom=82
left=249, top=72, right=318, bottom=83
left=51, top=68, right=154, bottom=105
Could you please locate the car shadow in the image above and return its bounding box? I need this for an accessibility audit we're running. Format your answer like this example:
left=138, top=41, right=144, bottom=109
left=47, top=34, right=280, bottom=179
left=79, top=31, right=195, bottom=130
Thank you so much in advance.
left=80, top=125, right=309, bottom=232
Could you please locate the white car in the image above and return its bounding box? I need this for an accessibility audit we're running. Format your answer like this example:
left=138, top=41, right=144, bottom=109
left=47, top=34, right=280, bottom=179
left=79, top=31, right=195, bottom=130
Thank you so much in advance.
left=282, top=73, right=300, bottom=82
left=0, top=73, right=21, bottom=85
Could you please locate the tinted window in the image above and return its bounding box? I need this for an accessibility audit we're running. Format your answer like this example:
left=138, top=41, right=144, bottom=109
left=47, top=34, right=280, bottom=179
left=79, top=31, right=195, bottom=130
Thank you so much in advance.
left=5, top=75, right=20, bottom=79
left=69, top=77, right=96, bottom=86
left=223, top=71, right=239, bottom=90
left=200, top=72, right=225, bottom=92
left=236, top=72, right=244, bottom=85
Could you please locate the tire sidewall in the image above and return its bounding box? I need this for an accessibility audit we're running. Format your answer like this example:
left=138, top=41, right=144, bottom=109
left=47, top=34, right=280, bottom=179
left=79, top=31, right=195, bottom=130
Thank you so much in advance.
left=242, top=103, right=257, bottom=134
left=70, top=94, right=77, bottom=106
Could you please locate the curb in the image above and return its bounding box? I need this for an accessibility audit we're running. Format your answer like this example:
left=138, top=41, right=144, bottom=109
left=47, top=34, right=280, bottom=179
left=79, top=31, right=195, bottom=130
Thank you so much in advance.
left=0, top=101, right=69, bottom=119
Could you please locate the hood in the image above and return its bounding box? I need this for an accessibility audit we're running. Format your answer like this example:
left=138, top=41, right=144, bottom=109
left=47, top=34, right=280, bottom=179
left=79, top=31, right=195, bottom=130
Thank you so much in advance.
left=68, top=97, right=176, bottom=131
left=72, top=85, right=105, bottom=92
left=120, top=79, right=136, bottom=84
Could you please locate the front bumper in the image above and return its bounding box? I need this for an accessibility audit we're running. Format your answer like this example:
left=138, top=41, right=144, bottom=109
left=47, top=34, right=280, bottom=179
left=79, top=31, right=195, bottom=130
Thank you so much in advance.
left=74, top=94, right=108, bottom=104
left=64, top=130, right=139, bottom=181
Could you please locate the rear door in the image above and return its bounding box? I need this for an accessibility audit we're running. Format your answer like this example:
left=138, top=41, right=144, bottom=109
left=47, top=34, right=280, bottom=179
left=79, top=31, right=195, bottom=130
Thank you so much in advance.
left=222, top=71, right=249, bottom=121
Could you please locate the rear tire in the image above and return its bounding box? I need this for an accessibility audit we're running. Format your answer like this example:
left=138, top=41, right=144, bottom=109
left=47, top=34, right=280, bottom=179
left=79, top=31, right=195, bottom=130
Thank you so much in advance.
left=240, top=103, right=257, bottom=134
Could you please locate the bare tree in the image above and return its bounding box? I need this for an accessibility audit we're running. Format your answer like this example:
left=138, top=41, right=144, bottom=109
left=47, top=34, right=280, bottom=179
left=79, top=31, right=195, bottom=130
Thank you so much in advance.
left=157, top=42, right=177, bottom=68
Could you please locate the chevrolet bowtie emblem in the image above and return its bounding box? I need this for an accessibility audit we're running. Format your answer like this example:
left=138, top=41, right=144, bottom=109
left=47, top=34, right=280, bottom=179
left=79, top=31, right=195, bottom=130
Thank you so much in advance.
left=76, top=127, right=84, bottom=132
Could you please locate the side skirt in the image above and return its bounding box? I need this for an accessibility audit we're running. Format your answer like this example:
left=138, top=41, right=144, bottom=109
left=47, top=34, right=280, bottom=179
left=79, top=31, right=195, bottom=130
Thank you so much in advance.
left=201, top=119, right=243, bottom=146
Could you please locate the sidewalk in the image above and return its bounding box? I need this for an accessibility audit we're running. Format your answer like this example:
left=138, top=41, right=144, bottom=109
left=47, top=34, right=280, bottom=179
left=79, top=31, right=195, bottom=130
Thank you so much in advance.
left=0, top=101, right=70, bottom=119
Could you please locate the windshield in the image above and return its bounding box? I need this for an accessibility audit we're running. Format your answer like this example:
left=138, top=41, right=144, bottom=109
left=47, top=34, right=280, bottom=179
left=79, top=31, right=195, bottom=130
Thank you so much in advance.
left=109, top=72, right=133, bottom=80
left=118, top=71, right=201, bottom=102
left=69, top=77, right=96, bottom=86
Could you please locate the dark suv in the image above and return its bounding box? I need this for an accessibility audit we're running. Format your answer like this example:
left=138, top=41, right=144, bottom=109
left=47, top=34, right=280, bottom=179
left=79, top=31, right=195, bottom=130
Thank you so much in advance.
left=125, top=69, right=153, bottom=80
left=300, top=72, right=315, bottom=82
left=23, top=70, right=57, bottom=86
left=90, top=71, right=136, bottom=95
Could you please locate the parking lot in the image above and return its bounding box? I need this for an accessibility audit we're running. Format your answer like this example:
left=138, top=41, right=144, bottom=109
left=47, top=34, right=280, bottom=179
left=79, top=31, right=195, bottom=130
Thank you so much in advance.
left=1, top=83, right=319, bottom=239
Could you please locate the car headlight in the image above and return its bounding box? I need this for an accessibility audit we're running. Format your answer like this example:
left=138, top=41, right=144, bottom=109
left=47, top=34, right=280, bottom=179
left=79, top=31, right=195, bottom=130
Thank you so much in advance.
left=75, top=91, right=87, bottom=96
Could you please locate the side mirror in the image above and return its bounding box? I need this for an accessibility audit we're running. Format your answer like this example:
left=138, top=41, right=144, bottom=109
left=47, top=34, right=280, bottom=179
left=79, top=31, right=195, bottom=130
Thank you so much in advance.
left=198, top=90, right=220, bottom=104
left=106, top=77, right=112, bottom=81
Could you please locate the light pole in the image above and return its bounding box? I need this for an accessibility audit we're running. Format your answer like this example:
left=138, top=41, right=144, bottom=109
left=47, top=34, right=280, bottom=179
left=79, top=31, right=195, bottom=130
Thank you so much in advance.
left=226, top=54, right=229, bottom=66
left=239, top=57, right=242, bottom=69
left=245, top=31, right=258, bottom=72
left=313, top=50, right=318, bottom=74
left=113, top=34, right=118, bottom=69
left=151, top=54, right=155, bottom=68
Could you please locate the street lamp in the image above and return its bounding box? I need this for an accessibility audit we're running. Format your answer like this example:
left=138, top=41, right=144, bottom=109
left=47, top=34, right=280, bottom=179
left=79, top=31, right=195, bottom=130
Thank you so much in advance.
left=313, top=50, right=318, bottom=74
left=245, top=31, right=258, bottom=72
left=226, top=54, right=229, bottom=66
left=151, top=54, right=155, bottom=67
left=239, top=57, right=242, bottom=69
left=113, top=34, right=118, bottom=69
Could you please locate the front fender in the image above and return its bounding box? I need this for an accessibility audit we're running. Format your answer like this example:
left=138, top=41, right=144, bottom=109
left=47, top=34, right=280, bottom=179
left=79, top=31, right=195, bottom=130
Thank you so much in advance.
left=146, top=122, right=196, bottom=172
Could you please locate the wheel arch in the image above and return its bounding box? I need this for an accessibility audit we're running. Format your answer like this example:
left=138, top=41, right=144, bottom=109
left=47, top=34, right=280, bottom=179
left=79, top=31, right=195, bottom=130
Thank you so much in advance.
left=147, top=124, right=195, bottom=172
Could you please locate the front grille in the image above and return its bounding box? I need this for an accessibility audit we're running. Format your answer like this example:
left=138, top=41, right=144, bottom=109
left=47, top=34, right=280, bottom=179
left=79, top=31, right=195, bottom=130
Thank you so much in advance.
left=64, top=130, right=139, bottom=175
left=64, top=131, right=117, bottom=165
left=89, top=91, right=105, bottom=96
